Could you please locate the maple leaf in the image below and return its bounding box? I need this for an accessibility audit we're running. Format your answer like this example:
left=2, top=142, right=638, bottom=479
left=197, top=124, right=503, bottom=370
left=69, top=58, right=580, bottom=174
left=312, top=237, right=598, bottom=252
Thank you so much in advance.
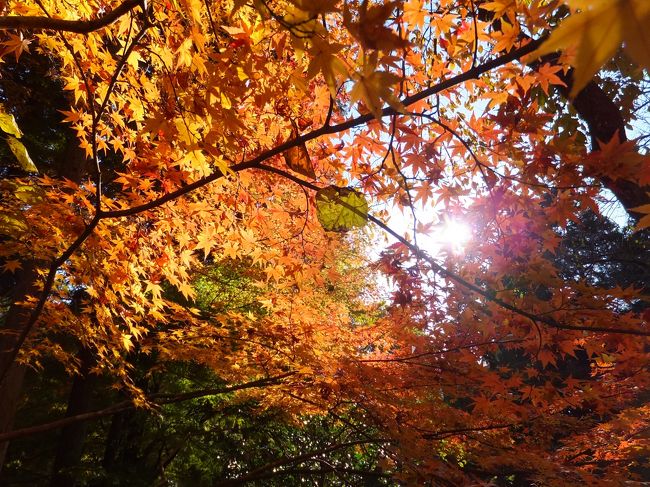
left=533, top=0, right=650, bottom=97
left=62, top=76, right=87, bottom=104
left=344, top=0, right=410, bottom=52
left=145, top=280, right=163, bottom=300
left=283, top=123, right=315, bottom=179
left=122, top=334, right=134, bottom=352
left=265, top=264, right=284, bottom=282
left=194, top=227, right=217, bottom=259
left=0, top=103, right=22, bottom=137
left=480, top=0, right=515, bottom=18
left=176, top=38, right=194, bottom=68
left=403, top=0, right=427, bottom=30
left=2, top=259, right=21, bottom=273
left=222, top=241, right=239, bottom=260
left=290, top=0, right=339, bottom=15
left=1, top=32, right=31, bottom=61
left=315, top=186, right=368, bottom=232
left=306, top=38, right=349, bottom=97
left=350, top=56, right=405, bottom=120
left=492, top=20, right=520, bottom=53
left=631, top=202, right=650, bottom=231
left=178, top=281, right=196, bottom=300
left=6, top=136, right=37, bottom=173
left=535, top=63, right=567, bottom=95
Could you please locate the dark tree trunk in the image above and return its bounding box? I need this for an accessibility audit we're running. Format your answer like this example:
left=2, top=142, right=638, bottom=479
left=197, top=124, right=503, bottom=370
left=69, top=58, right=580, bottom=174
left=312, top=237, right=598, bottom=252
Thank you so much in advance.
left=478, top=2, right=650, bottom=220
left=564, top=77, right=650, bottom=219
left=0, top=261, right=36, bottom=475
left=49, top=346, right=96, bottom=487
left=101, top=408, right=157, bottom=486
left=100, top=360, right=161, bottom=487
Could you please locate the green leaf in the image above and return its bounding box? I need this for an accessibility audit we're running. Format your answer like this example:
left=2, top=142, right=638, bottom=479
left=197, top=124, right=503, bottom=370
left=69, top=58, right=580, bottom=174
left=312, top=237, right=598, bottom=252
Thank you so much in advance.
left=315, top=186, right=368, bottom=232
left=6, top=136, right=38, bottom=173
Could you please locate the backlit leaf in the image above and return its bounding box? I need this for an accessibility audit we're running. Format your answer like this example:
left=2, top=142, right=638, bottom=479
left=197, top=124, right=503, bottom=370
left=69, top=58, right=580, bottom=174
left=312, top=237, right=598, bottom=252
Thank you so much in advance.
left=0, top=104, right=22, bottom=138
left=533, top=0, right=650, bottom=97
left=283, top=124, right=315, bottom=178
left=6, top=136, right=37, bottom=173
left=0, top=211, right=28, bottom=236
left=315, top=186, right=368, bottom=232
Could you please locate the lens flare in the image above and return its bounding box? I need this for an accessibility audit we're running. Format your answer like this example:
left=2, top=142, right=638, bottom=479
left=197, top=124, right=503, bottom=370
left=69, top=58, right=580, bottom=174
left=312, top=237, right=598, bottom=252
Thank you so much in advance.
left=437, top=220, right=471, bottom=251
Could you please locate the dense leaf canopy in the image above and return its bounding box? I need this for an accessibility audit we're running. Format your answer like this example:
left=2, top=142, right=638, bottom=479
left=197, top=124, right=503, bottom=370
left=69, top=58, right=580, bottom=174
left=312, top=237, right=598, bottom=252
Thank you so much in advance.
left=0, top=0, right=648, bottom=485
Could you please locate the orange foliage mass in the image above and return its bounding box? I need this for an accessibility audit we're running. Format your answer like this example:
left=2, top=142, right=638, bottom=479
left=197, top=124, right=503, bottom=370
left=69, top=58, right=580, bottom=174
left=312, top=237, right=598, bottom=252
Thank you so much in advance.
left=0, top=0, right=648, bottom=484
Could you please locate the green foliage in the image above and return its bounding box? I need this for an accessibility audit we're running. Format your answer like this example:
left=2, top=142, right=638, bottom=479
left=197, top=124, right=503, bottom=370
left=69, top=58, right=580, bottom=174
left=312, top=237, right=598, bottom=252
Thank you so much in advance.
left=315, top=186, right=368, bottom=232
left=192, top=262, right=263, bottom=315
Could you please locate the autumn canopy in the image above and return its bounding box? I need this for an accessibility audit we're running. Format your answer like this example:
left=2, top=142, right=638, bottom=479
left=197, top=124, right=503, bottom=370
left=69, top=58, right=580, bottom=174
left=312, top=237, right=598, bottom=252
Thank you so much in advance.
left=0, top=0, right=649, bottom=485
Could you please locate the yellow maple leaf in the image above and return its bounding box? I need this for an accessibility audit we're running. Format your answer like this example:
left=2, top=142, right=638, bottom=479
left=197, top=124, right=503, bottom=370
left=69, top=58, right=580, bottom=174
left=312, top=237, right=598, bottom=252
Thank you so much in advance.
left=533, top=0, right=650, bottom=97
left=482, top=90, right=509, bottom=109
left=0, top=103, right=22, bottom=137
left=492, top=20, right=521, bottom=53
left=350, top=56, right=405, bottom=120
left=403, top=0, right=427, bottom=30
left=222, top=241, right=239, bottom=260
left=6, top=136, right=37, bottom=173
left=122, top=334, right=134, bottom=352
left=265, top=264, right=285, bottom=282
left=178, top=281, right=196, bottom=301
left=194, top=227, right=216, bottom=258
left=306, top=38, right=349, bottom=97
left=481, top=0, right=515, bottom=17
left=176, top=38, right=194, bottom=68
left=619, top=0, right=650, bottom=68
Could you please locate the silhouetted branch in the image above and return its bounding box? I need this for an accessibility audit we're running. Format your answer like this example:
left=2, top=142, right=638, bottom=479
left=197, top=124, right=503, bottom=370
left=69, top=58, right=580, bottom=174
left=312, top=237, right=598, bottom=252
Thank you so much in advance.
left=0, top=0, right=142, bottom=33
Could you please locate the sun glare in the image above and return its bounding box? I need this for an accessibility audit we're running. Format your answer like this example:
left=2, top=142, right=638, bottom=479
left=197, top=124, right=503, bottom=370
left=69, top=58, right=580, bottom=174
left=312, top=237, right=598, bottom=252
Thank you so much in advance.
left=436, top=220, right=472, bottom=251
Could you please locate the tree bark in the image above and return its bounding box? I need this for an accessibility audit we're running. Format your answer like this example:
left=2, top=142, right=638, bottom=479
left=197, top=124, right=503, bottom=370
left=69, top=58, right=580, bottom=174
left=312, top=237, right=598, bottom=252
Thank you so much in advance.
left=477, top=2, right=650, bottom=220
left=0, top=261, right=36, bottom=475
left=562, top=76, right=650, bottom=219
left=49, top=347, right=96, bottom=487
left=0, top=0, right=142, bottom=33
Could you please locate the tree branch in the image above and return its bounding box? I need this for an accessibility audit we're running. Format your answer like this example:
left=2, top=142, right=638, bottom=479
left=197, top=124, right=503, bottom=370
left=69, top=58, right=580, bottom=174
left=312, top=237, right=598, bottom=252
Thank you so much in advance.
left=0, top=0, right=142, bottom=33
left=568, top=78, right=650, bottom=219
left=102, top=36, right=546, bottom=220
left=256, top=163, right=650, bottom=337
left=418, top=422, right=515, bottom=440
left=215, top=467, right=390, bottom=485
left=0, top=373, right=294, bottom=443
left=0, top=23, right=151, bottom=387
left=0, top=36, right=552, bottom=382
left=214, top=439, right=390, bottom=486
